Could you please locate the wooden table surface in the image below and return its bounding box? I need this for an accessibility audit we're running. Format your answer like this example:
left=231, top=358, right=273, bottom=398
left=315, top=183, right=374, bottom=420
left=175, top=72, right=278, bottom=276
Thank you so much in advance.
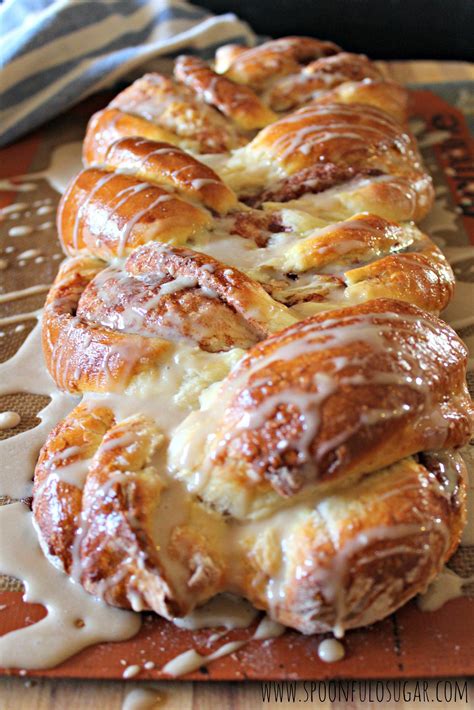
left=0, top=59, right=473, bottom=710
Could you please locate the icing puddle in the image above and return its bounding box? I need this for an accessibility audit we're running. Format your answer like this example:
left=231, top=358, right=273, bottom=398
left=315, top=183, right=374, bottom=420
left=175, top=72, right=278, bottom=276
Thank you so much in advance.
left=0, top=320, right=77, bottom=498
left=0, top=142, right=83, bottom=197
left=0, top=104, right=473, bottom=679
left=417, top=567, right=474, bottom=613
left=0, top=503, right=140, bottom=670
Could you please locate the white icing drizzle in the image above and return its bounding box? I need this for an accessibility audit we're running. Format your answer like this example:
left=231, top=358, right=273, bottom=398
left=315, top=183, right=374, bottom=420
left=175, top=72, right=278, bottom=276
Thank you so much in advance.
left=0, top=503, right=140, bottom=669
left=0, top=284, right=51, bottom=304
left=33, top=198, right=53, bottom=206
left=172, top=593, right=258, bottom=630
left=173, top=309, right=458, bottom=486
left=161, top=641, right=246, bottom=677
left=8, top=226, right=33, bottom=237
left=37, top=205, right=54, bottom=215
left=259, top=104, right=402, bottom=163
left=0, top=142, right=83, bottom=196
left=252, top=616, right=286, bottom=641
left=0, top=180, right=37, bottom=192
left=417, top=130, right=451, bottom=148
left=41, top=143, right=84, bottom=194
left=0, top=411, right=21, bottom=430
left=122, top=688, right=164, bottom=710
left=0, top=202, right=29, bottom=214
left=71, top=171, right=117, bottom=251
left=122, top=664, right=141, bottom=679
left=317, top=638, right=345, bottom=663
left=162, top=614, right=285, bottom=677
left=417, top=567, right=474, bottom=612
left=0, top=311, right=40, bottom=326
left=17, top=249, right=42, bottom=261
left=0, top=319, right=77, bottom=497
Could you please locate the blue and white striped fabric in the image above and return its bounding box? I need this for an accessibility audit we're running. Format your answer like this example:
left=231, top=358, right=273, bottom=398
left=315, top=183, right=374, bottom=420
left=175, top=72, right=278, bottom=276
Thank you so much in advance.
left=0, top=0, right=256, bottom=147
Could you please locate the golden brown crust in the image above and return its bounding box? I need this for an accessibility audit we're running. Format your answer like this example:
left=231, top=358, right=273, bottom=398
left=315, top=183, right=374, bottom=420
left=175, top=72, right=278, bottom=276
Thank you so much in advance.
left=82, top=44, right=433, bottom=226
left=77, top=413, right=191, bottom=615
left=58, top=167, right=211, bottom=259
left=267, top=52, right=383, bottom=111
left=171, top=299, right=472, bottom=503
left=240, top=453, right=467, bottom=633
left=42, top=258, right=171, bottom=393
left=83, top=108, right=182, bottom=166
left=333, top=172, right=434, bottom=223
left=174, top=55, right=277, bottom=129
left=214, top=43, right=248, bottom=74
left=247, top=102, right=420, bottom=176
left=344, top=232, right=455, bottom=312
left=124, top=243, right=296, bottom=336
left=282, top=212, right=416, bottom=271
left=109, top=73, right=247, bottom=153
left=273, top=213, right=454, bottom=313
left=223, top=36, right=342, bottom=88
left=33, top=403, right=116, bottom=572
left=235, top=213, right=451, bottom=315
left=78, top=244, right=294, bottom=353
left=33, top=419, right=468, bottom=629
left=240, top=101, right=432, bottom=220
left=315, top=79, right=410, bottom=125
left=42, top=244, right=296, bottom=392
left=103, top=137, right=238, bottom=214
left=34, top=404, right=227, bottom=616
left=44, top=205, right=459, bottom=473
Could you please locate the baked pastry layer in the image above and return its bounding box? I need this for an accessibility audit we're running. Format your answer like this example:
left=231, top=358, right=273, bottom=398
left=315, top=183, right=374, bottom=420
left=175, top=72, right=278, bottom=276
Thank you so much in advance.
left=34, top=36, right=472, bottom=636
left=34, top=300, right=472, bottom=632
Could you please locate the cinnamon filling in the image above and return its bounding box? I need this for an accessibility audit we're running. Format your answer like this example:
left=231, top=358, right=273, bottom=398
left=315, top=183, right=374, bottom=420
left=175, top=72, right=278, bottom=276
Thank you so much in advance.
left=243, top=164, right=384, bottom=207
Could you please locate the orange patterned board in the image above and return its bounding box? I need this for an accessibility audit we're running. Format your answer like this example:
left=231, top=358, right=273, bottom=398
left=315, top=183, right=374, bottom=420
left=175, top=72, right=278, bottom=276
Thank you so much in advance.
left=0, top=89, right=473, bottom=681
left=0, top=591, right=473, bottom=680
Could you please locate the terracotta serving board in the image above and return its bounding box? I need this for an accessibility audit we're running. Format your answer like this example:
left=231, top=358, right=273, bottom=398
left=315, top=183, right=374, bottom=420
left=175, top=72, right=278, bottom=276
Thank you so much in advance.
left=0, top=88, right=473, bottom=681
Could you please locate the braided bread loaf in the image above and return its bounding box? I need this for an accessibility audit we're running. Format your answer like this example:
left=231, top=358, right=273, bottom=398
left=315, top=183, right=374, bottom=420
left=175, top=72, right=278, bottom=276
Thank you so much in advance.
left=34, top=37, right=472, bottom=637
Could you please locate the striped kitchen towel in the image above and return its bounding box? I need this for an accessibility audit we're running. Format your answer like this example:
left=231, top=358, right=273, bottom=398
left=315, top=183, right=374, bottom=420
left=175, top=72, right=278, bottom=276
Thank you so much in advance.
left=0, top=0, right=256, bottom=147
